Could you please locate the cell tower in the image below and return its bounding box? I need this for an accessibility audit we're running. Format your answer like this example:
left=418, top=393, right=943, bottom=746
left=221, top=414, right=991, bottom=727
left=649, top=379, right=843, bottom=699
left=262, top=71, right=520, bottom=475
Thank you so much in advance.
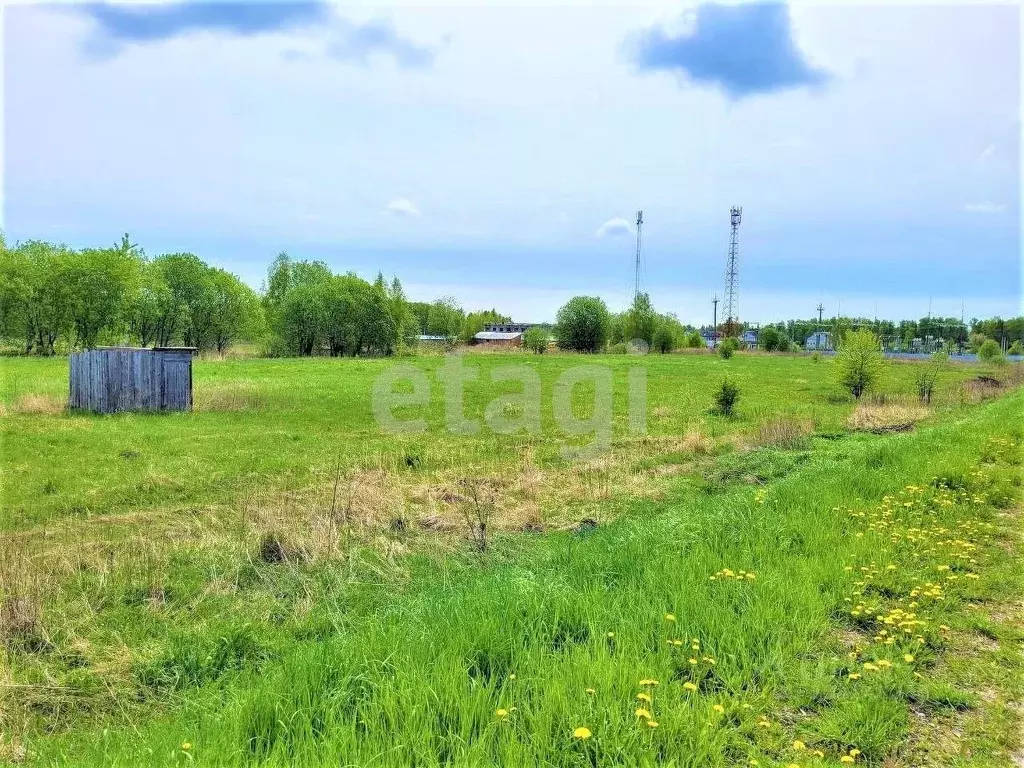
left=633, top=210, right=644, bottom=301
left=723, top=206, right=742, bottom=334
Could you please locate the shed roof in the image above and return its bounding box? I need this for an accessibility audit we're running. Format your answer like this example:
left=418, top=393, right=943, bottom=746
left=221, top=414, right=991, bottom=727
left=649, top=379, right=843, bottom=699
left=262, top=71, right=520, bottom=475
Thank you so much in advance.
left=474, top=331, right=523, bottom=340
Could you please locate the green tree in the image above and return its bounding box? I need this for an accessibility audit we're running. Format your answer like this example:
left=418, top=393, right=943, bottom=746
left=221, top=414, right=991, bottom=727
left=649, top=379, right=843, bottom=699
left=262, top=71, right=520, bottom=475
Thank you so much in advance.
left=426, top=298, right=464, bottom=339
left=759, top=326, right=790, bottom=352
left=1008, top=340, right=1023, bottom=357
left=652, top=323, right=675, bottom=353
left=65, top=246, right=139, bottom=349
left=126, top=260, right=176, bottom=347
left=685, top=330, right=705, bottom=349
left=554, top=296, right=610, bottom=352
left=977, top=338, right=1003, bottom=364
left=208, top=268, right=264, bottom=353
left=834, top=329, right=885, bottom=399
left=279, top=283, right=326, bottom=355
left=522, top=326, right=548, bottom=354
left=623, top=293, right=658, bottom=346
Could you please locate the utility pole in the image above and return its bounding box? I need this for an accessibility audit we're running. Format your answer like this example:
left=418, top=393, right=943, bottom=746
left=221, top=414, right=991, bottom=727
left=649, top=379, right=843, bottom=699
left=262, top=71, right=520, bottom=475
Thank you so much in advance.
left=633, top=210, right=643, bottom=303
left=816, top=303, right=824, bottom=329
left=712, top=295, right=719, bottom=348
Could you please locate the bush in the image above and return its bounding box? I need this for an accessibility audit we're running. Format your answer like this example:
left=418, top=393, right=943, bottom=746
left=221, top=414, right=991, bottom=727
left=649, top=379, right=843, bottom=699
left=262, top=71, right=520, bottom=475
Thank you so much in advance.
left=914, top=351, right=947, bottom=404
left=1008, top=340, right=1023, bottom=357
left=759, top=326, right=790, bottom=352
left=652, top=324, right=675, bottom=354
left=554, top=296, right=610, bottom=352
left=522, top=327, right=548, bottom=354
left=713, top=378, right=740, bottom=416
left=977, top=338, right=1004, bottom=365
left=834, top=329, right=885, bottom=399
left=969, top=332, right=988, bottom=353
left=685, top=330, right=705, bottom=349
left=718, top=337, right=739, bottom=359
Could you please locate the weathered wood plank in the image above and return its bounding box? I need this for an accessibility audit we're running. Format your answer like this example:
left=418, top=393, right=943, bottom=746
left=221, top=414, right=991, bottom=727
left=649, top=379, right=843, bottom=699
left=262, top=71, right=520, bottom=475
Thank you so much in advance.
left=69, top=348, right=194, bottom=414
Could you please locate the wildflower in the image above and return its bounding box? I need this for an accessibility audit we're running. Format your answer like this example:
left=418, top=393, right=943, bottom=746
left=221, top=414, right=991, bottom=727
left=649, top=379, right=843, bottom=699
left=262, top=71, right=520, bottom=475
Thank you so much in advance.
left=683, top=682, right=698, bottom=691
left=672, top=639, right=683, bottom=646
left=181, top=743, right=192, bottom=751
left=508, top=673, right=516, bottom=681
left=904, top=654, right=914, bottom=663
left=757, top=718, right=771, bottom=728
left=646, top=720, right=659, bottom=728
left=573, top=727, right=592, bottom=740
left=840, top=757, right=855, bottom=764
left=639, top=679, right=659, bottom=686
left=793, top=740, right=806, bottom=750
left=635, top=708, right=652, bottom=719
left=496, top=708, right=509, bottom=718
left=849, top=749, right=861, bottom=757
left=585, top=688, right=596, bottom=695
left=689, top=658, right=698, bottom=665
left=607, top=632, right=615, bottom=638
left=703, top=656, right=716, bottom=665
left=665, top=613, right=676, bottom=622
left=749, top=761, right=760, bottom=766
left=848, top=673, right=861, bottom=680
left=712, top=704, right=725, bottom=714
left=813, top=750, right=824, bottom=758
left=862, top=663, right=879, bottom=671
left=636, top=693, right=652, bottom=703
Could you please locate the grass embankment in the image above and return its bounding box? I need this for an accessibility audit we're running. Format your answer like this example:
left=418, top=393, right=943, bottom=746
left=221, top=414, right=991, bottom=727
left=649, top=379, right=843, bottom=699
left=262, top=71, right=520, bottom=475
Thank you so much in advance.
left=4, top=376, right=1020, bottom=766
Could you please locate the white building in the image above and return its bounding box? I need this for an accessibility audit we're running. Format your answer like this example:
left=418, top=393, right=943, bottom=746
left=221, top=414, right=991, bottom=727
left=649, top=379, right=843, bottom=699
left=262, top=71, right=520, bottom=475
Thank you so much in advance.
left=804, top=331, right=833, bottom=351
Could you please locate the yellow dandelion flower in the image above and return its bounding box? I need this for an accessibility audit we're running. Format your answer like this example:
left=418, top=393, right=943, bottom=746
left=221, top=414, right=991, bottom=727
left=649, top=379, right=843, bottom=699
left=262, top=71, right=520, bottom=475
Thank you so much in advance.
left=813, top=750, right=824, bottom=757
left=672, top=639, right=683, bottom=646
left=712, top=704, right=725, bottom=714
left=635, top=708, right=652, bottom=719
left=639, top=679, right=659, bottom=686
left=573, top=727, right=592, bottom=740
left=585, top=688, right=596, bottom=695
left=683, top=682, right=698, bottom=691
left=840, top=757, right=855, bottom=764
left=793, top=740, right=806, bottom=750
left=665, top=613, right=676, bottom=622
left=508, top=673, right=516, bottom=680
left=636, top=693, right=652, bottom=703
left=863, top=663, right=879, bottom=671
left=689, top=658, right=698, bottom=665
left=757, top=719, right=771, bottom=728
left=607, top=632, right=615, bottom=638
left=849, top=749, right=861, bottom=757
left=848, top=673, right=861, bottom=680
left=903, top=654, right=914, bottom=663
left=495, top=708, right=509, bottom=718
left=181, top=743, right=192, bottom=751
left=646, top=720, right=659, bottom=728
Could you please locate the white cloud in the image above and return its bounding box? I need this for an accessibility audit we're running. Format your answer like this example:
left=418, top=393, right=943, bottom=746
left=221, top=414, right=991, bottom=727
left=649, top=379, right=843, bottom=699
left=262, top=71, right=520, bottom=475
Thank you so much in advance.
left=595, top=217, right=633, bottom=238
left=963, top=201, right=1006, bottom=214
left=384, top=197, right=421, bottom=218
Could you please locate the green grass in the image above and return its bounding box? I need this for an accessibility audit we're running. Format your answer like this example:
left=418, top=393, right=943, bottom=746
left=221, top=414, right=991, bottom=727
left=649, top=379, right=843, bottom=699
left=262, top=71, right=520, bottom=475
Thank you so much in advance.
left=1, top=352, right=1021, bottom=766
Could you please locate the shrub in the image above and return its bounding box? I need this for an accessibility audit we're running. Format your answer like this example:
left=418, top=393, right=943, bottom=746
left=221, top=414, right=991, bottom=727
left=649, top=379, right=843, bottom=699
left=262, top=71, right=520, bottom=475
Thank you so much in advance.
left=685, top=330, right=705, bottom=349
left=969, top=332, right=988, bottom=352
left=522, top=327, right=548, bottom=354
left=554, top=296, right=610, bottom=352
left=978, top=338, right=1004, bottom=365
left=1008, top=340, right=1023, bottom=357
left=718, top=337, right=739, bottom=360
left=914, top=351, right=947, bottom=404
left=652, top=324, right=674, bottom=354
left=834, top=329, right=885, bottom=399
left=759, top=326, right=790, bottom=352
left=713, top=378, right=740, bottom=416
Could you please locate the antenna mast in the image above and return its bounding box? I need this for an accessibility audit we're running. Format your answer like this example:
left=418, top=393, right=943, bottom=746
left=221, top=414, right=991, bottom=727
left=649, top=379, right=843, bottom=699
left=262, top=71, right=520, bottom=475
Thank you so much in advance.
left=723, top=206, right=742, bottom=335
left=633, top=210, right=644, bottom=302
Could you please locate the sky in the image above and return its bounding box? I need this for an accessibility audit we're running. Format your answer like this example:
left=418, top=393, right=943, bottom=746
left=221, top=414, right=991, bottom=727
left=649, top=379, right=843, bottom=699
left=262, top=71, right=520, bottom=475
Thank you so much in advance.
left=2, top=0, right=1021, bottom=324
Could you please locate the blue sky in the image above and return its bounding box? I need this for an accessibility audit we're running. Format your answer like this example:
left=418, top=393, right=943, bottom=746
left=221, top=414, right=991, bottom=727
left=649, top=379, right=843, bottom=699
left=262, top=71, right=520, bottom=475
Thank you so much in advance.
left=3, top=1, right=1020, bottom=324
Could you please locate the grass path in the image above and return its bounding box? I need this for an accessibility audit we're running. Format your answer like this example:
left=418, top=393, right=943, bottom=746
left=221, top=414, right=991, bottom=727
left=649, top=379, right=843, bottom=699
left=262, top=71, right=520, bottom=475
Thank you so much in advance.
left=20, top=389, right=1023, bottom=767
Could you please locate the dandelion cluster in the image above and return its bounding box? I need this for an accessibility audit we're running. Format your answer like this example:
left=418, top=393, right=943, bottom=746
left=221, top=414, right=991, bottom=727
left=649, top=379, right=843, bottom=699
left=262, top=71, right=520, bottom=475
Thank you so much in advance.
left=709, top=568, right=756, bottom=581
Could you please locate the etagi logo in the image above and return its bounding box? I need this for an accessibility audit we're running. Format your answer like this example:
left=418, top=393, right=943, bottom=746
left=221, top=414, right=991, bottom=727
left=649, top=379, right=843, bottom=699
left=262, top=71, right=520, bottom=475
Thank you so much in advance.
left=371, top=346, right=649, bottom=460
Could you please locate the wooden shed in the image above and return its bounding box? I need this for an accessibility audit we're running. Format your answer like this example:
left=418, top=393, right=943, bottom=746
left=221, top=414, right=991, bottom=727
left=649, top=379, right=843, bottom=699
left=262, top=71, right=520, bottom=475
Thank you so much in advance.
left=69, top=347, right=196, bottom=414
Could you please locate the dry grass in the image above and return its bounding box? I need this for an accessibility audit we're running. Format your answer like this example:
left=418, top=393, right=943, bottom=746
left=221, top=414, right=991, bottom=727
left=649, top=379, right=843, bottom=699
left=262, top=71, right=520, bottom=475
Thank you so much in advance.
left=194, top=382, right=268, bottom=412
left=0, top=394, right=65, bottom=416
left=652, top=405, right=673, bottom=420
left=755, top=417, right=814, bottom=449
left=847, top=401, right=931, bottom=433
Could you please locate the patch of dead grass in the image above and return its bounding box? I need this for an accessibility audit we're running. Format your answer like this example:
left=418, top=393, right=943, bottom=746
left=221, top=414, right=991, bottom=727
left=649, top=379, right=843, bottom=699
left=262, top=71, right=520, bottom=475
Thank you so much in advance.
left=847, top=402, right=931, bottom=433
left=2, top=394, right=65, bottom=416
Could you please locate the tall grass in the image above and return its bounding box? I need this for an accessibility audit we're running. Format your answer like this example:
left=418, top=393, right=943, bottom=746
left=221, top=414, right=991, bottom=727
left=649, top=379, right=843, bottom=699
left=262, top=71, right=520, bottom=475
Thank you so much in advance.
left=24, top=390, right=1022, bottom=766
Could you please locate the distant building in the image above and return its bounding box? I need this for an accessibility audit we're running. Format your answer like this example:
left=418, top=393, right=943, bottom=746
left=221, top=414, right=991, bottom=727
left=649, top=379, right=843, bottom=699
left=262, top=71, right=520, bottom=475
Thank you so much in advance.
left=741, top=329, right=759, bottom=347
left=416, top=334, right=451, bottom=344
left=472, top=322, right=535, bottom=346
left=804, top=331, right=832, bottom=351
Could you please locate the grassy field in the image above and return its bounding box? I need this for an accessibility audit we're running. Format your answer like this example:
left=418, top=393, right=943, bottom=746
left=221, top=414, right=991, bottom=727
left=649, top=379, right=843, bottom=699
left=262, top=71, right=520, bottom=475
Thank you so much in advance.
left=1, top=351, right=1021, bottom=766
